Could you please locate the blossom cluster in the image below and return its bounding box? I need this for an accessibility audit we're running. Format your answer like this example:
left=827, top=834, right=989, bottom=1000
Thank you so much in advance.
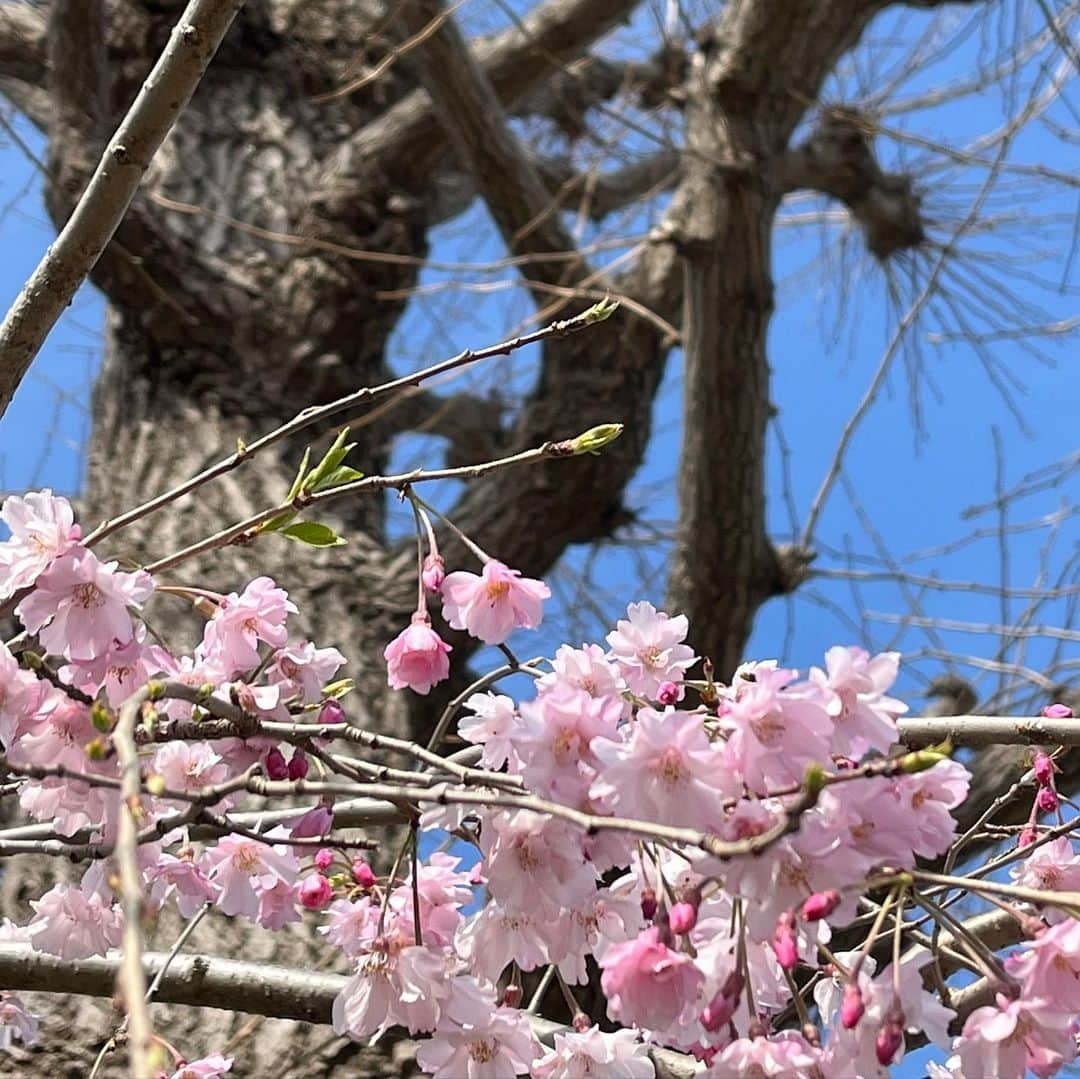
left=0, top=488, right=1077, bottom=1077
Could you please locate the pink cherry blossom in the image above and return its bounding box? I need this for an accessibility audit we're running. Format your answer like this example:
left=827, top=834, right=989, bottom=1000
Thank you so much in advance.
left=384, top=615, right=451, bottom=694
left=456, top=902, right=556, bottom=982
left=268, top=641, right=345, bottom=703
left=810, top=645, right=907, bottom=758
left=710, top=1031, right=822, bottom=1078
left=299, top=873, right=335, bottom=910
left=1009, top=918, right=1080, bottom=1011
left=440, top=559, right=550, bottom=644
left=200, top=576, right=296, bottom=675
left=1011, top=836, right=1080, bottom=924
left=152, top=741, right=230, bottom=803
left=168, top=1055, right=233, bottom=1079
left=320, top=896, right=379, bottom=957
left=201, top=835, right=299, bottom=919
left=0, top=489, right=80, bottom=598
left=606, top=602, right=695, bottom=698
left=0, top=640, right=46, bottom=746
left=28, top=883, right=123, bottom=960
left=457, top=692, right=521, bottom=770
left=538, top=643, right=626, bottom=704
left=894, top=759, right=970, bottom=859
left=0, top=992, right=39, bottom=1051
left=957, top=993, right=1078, bottom=1079
left=417, top=1005, right=539, bottom=1078
left=590, top=708, right=735, bottom=829
left=64, top=633, right=159, bottom=706
left=149, top=854, right=220, bottom=918
left=332, top=940, right=449, bottom=1039
left=718, top=664, right=832, bottom=791
left=16, top=549, right=153, bottom=662
left=533, top=1026, right=655, bottom=1079
left=599, top=926, right=705, bottom=1030
left=256, top=879, right=302, bottom=930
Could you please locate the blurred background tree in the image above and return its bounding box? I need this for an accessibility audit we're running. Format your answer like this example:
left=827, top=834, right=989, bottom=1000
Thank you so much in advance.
left=0, top=0, right=1076, bottom=1073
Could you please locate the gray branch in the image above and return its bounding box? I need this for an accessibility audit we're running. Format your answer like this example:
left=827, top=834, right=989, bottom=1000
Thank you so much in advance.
left=0, top=0, right=246, bottom=420
left=896, top=714, right=1080, bottom=748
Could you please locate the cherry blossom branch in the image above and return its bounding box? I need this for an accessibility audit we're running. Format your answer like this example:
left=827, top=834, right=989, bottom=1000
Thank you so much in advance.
left=896, top=714, right=1080, bottom=747
left=142, top=431, right=616, bottom=575
left=113, top=686, right=155, bottom=1078
left=0, top=0, right=246, bottom=420
left=83, top=302, right=616, bottom=549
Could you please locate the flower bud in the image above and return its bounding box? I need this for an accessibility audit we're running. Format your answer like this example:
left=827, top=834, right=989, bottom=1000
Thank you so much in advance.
left=840, top=983, right=865, bottom=1029
left=501, top=984, right=523, bottom=1008
left=314, top=848, right=334, bottom=871
left=1042, top=702, right=1075, bottom=719
left=571, top=1011, right=592, bottom=1033
left=1033, top=752, right=1055, bottom=787
left=669, top=901, right=697, bottom=935
left=319, top=700, right=345, bottom=725
left=656, top=681, right=681, bottom=706
left=287, top=750, right=309, bottom=781
left=265, top=747, right=289, bottom=780
left=1037, top=786, right=1059, bottom=813
left=91, top=702, right=114, bottom=733
left=640, top=887, right=658, bottom=921
left=299, top=873, right=334, bottom=910
left=1019, top=824, right=1038, bottom=848
left=701, top=971, right=744, bottom=1032
left=569, top=423, right=624, bottom=456
left=875, top=1004, right=906, bottom=1066
left=801, top=890, right=841, bottom=922
left=352, top=858, right=377, bottom=888
left=771, top=912, right=799, bottom=971
left=422, top=554, right=445, bottom=594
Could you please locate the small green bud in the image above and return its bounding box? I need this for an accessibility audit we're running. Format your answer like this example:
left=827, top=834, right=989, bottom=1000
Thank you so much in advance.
left=22, top=651, right=43, bottom=671
left=900, top=742, right=952, bottom=773
left=145, top=773, right=166, bottom=796
left=581, top=296, right=619, bottom=324
left=85, top=737, right=108, bottom=761
left=91, top=702, right=114, bottom=732
left=145, top=679, right=166, bottom=702
left=803, top=762, right=827, bottom=797
left=571, top=424, right=624, bottom=456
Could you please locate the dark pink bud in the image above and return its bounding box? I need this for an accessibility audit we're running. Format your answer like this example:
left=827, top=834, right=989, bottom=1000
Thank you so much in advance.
left=1019, top=824, right=1038, bottom=848
left=669, top=901, right=697, bottom=935
left=287, top=751, right=309, bottom=781
left=422, top=554, right=446, bottom=594
left=1042, top=703, right=1075, bottom=719
left=319, top=700, right=345, bottom=725
left=875, top=1006, right=905, bottom=1066
left=299, top=873, right=334, bottom=910
left=701, top=971, right=744, bottom=1032
left=501, top=984, right=523, bottom=1008
left=314, top=848, right=334, bottom=871
left=772, top=912, right=799, bottom=971
left=656, top=681, right=680, bottom=706
left=801, top=890, right=841, bottom=922
left=352, top=858, right=377, bottom=888
left=264, top=747, right=288, bottom=780
left=571, top=1012, right=591, bottom=1033
left=840, top=983, right=865, bottom=1029
left=640, top=887, right=658, bottom=921
left=1037, top=786, right=1059, bottom=813
left=1033, top=752, right=1055, bottom=787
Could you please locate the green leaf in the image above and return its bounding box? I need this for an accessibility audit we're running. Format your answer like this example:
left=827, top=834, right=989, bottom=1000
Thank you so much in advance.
left=286, top=446, right=312, bottom=502
left=322, top=678, right=354, bottom=699
left=256, top=509, right=298, bottom=534
left=311, top=465, right=364, bottom=491
left=280, top=521, right=347, bottom=548
left=303, top=427, right=355, bottom=492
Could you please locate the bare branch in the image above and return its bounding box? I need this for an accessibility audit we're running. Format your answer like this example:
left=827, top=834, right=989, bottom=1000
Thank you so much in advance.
left=0, top=0, right=246, bottom=420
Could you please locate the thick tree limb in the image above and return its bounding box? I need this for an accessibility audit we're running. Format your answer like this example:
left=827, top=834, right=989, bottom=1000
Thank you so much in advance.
left=0, top=0, right=246, bottom=420
left=779, top=109, right=925, bottom=259
left=897, top=714, right=1080, bottom=747
left=401, top=0, right=583, bottom=302
left=0, top=944, right=698, bottom=1078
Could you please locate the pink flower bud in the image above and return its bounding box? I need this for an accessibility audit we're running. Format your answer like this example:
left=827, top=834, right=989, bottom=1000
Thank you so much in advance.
left=669, top=901, right=697, bottom=935
left=422, top=554, right=446, bottom=594
left=314, top=848, right=334, bottom=871
left=640, top=887, right=658, bottom=921
left=1019, top=824, right=1038, bottom=848
left=299, top=873, right=334, bottom=910
left=352, top=858, right=377, bottom=888
left=1037, top=786, right=1059, bottom=813
left=287, top=751, right=309, bottom=781
left=1033, top=752, right=1055, bottom=787
left=572, top=1012, right=592, bottom=1033
left=1042, top=702, right=1075, bottom=719
left=656, top=681, right=681, bottom=706
left=384, top=615, right=452, bottom=695
left=840, top=983, right=865, bottom=1029
left=801, top=890, right=841, bottom=922
left=772, top=912, right=799, bottom=971
left=875, top=1005, right=905, bottom=1066
left=319, top=700, right=345, bottom=725
left=264, top=747, right=288, bottom=780
left=701, top=971, right=744, bottom=1032
left=501, top=984, right=523, bottom=1008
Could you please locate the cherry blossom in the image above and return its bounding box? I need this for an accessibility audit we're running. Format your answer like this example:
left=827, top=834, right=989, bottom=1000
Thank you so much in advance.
left=457, top=692, right=521, bottom=770
left=956, top=994, right=1078, bottom=1079
left=384, top=615, right=452, bottom=694
left=533, top=1026, right=655, bottom=1078
left=0, top=489, right=80, bottom=598
left=606, top=601, right=695, bottom=698
left=201, top=835, right=299, bottom=920
left=167, top=1055, right=233, bottom=1079
left=440, top=559, right=550, bottom=644
left=416, top=1004, right=539, bottom=1078
left=27, top=883, right=123, bottom=960
left=200, top=576, right=296, bottom=674
left=0, top=993, right=39, bottom=1051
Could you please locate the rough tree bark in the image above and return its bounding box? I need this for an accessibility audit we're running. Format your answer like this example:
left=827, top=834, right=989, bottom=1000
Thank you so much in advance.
left=0, top=0, right=988, bottom=1073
